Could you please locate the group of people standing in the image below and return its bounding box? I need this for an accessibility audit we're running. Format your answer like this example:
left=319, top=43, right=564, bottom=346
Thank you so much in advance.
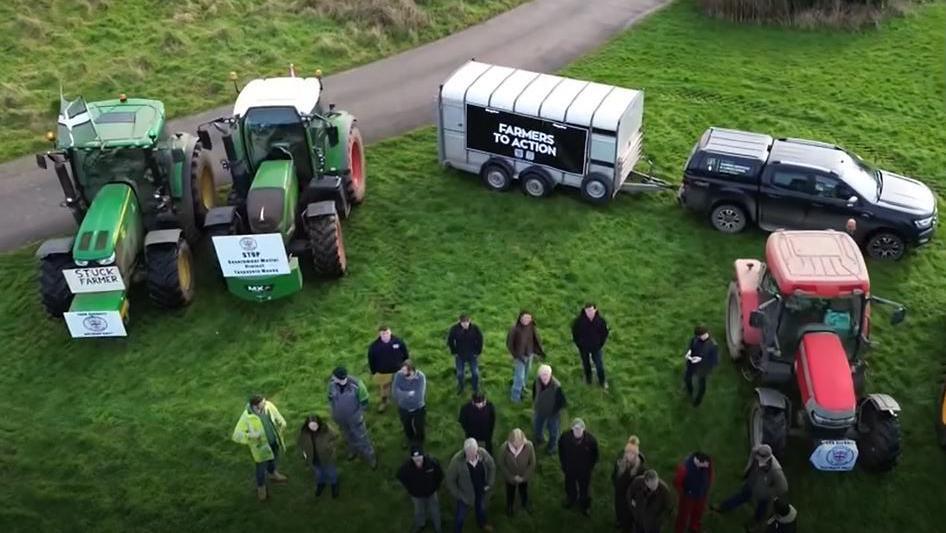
left=230, top=306, right=797, bottom=532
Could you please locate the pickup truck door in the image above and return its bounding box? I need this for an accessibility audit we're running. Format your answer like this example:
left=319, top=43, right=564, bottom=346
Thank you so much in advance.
left=758, top=166, right=815, bottom=230
left=804, top=172, right=864, bottom=234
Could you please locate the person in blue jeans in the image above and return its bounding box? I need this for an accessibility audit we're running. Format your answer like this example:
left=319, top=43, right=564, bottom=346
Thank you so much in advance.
left=571, top=303, right=610, bottom=389
left=532, top=364, right=567, bottom=454
left=297, top=414, right=340, bottom=498
left=507, top=311, right=545, bottom=403
left=446, top=438, right=496, bottom=532
left=447, top=314, right=484, bottom=394
left=711, top=444, right=788, bottom=527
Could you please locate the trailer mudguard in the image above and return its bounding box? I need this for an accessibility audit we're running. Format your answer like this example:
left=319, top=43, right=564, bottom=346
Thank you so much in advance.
left=145, top=228, right=183, bottom=248
left=36, top=237, right=76, bottom=259
left=862, top=394, right=901, bottom=415
left=755, top=387, right=790, bottom=410
left=323, top=111, right=357, bottom=177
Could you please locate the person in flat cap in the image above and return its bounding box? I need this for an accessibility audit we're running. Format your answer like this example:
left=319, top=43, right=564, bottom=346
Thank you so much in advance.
left=712, top=444, right=788, bottom=527
left=397, top=446, right=445, bottom=533
left=327, top=366, right=377, bottom=469
left=557, top=418, right=599, bottom=516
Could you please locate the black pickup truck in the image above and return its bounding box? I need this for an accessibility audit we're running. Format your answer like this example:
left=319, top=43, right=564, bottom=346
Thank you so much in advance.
left=677, top=128, right=938, bottom=260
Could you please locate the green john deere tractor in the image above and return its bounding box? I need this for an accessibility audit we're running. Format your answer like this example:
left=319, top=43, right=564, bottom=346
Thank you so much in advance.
left=198, top=67, right=366, bottom=302
left=35, top=94, right=216, bottom=337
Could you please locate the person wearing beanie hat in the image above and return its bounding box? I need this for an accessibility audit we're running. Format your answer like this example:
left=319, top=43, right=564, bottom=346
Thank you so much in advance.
left=712, top=444, right=788, bottom=526
left=458, top=392, right=497, bottom=455
left=397, top=446, right=445, bottom=533
left=766, top=498, right=797, bottom=533
left=683, top=325, right=718, bottom=407
left=327, top=367, right=377, bottom=469
left=558, top=418, right=599, bottom=516
left=627, top=469, right=674, bottom=533
left=231, top=394, right=288, bottom=501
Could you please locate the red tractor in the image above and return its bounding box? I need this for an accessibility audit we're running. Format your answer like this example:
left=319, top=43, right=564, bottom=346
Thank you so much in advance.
left=726, top=230, right=906, bottom=472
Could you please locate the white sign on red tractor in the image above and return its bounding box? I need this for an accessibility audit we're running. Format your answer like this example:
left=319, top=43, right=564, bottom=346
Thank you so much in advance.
left=211, top=233, right=290, bottom=278
left=809, top=439, right=859, bottom=471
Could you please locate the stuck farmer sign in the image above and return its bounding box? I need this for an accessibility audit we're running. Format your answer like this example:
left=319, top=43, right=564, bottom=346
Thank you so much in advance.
left=465, top=105, right=588, bottom=174
left=212, top=233, right=290, bottom=278
left=63, top=266, right=125, bottom=294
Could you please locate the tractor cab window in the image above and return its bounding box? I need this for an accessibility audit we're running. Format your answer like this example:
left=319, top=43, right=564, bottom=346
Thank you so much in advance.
left=243, top=106, right=313, bottom=181
left=75, top=148, right=148, bottom=186
left=777, top=295, right=863, bottom=353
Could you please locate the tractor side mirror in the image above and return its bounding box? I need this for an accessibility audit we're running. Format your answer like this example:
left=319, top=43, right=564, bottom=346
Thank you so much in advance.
left=890, top=307, right=906, bottom=325
left=327, top=124, right=339, bottom=147
left=749, top=310, right=765, bottom=329
left=35, top=154, right=47, bottom=170
left=197, top=128, right=213, bottom=151
left=171, top=148, right=185, bottom=163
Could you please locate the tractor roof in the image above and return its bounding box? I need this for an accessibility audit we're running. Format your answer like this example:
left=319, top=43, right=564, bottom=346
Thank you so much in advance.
left=233, top=77, right=321, bottom=117
left=765, top=230, right=870, bottom=298
left=60, top=98, right=166, bottom=150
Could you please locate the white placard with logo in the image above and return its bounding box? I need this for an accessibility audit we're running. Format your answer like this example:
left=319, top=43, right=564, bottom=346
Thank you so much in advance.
left=809, top=439, right=858, bottom=471
left=63, top=266, right=125, bottom=294
left=212, top=233, right=290, bottom=278
left=64, top=310, right=128, bottom=338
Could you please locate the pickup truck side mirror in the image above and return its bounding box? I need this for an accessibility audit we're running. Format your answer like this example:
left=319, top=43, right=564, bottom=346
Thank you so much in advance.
left=749, top=310, right=766, bottom=329
left=846, top=195, right=858, bottom=207
left=35, top=154, right=47, bottom=170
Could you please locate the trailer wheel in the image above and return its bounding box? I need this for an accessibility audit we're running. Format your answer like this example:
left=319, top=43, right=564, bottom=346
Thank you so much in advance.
left=309, top=213, right=347, bottom=278
left=39, top=254, right=75, bottom=317
left=726, top=281, right=745, bottom=361
left=857, top=401, right=901, bottom=472
left=580, top=173, right=613, bottom=205
left=146, top=238, right=195, bottom=309
left=521, top=169, right=554, bottom=198
left=480, top=161, right=513, bottom=192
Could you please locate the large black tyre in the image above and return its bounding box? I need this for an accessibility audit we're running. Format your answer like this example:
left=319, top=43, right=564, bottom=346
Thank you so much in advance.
left=726, top=281, right=745, bottom=361
left=857, top=403, right=901, bottom=472
left=749, top=399, right=788, bottom=459
left=520, top=169, right=554, bottom=198
left=179, top=140, right=217, bottom=246
left=710, top=203, right=748, bottom=234
left=309, top=213, right=347, bottom=278
left=146, top=238, right=195, bottom=309
left=39, top=254, right=74, bottom=317
left=865, top=231, right=905, bottom=261
left=344, top=125, right=367, bottom=205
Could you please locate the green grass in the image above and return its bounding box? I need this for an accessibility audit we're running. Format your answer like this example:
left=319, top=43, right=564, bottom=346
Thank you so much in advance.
left=0, top=0, right=525, bottom=162
left=3, top=0, right=946, bottom=531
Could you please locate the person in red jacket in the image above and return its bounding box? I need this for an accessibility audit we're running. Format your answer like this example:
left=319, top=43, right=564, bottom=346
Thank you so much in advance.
left=674, top=451, right=713, bottom=533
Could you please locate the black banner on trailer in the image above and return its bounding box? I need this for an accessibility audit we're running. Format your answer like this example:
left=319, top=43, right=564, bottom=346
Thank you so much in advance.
left=465, top=105, right=588, bottom=174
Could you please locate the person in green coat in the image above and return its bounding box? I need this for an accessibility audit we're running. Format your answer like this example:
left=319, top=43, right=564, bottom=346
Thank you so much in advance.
left=446, top=438, right=496, bottom=532
left=231, top=394, right=288, bottom=501
left=499, top=428, right=536, bottom=516
left=297, top=414, right=340, bottom=499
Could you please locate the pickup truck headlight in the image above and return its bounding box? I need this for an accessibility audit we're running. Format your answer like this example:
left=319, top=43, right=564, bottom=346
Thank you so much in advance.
left=914, top=216, right=935, bottom=229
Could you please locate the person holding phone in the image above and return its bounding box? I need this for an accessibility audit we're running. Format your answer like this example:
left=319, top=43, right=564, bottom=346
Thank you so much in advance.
left=683, top=326, right=718, bottom=407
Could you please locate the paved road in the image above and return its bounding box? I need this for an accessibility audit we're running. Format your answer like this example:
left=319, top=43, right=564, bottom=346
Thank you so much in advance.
left=0, top=0, right=668, bottom=251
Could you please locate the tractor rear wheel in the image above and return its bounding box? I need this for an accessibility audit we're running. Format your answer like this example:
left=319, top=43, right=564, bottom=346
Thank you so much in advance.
left=39, top=254, right=75, bottom=317
left=726, top=281, right=745, bottom=361
left=857, top=402, right=901, bottom=471
left=749, top=398, right=788, bottom=459
left=180, top=141, right=217, bottom=246
left=146, top=238, right=196, bottom=308
left=344, top=126, right=367, bottom=206
left=308, top=213, right=347, bottom=277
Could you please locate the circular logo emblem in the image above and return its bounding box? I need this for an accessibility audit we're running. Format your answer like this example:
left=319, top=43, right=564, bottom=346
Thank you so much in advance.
left=239, top=237, right=258, bottom=251
left=82, top=315, right=108, bottom=332
left=826, top=444, right=856, bottom=467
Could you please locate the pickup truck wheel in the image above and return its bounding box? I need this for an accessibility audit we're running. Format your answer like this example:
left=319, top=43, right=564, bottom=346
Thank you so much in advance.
left=865, top=232, right=905, bottom=261
left=710, top=204, right=747, bottom=234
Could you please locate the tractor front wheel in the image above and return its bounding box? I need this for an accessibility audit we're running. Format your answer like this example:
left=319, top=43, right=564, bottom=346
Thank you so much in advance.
left=146, top=238, right=196, bottom=308
left=39, top=254, right=75, bottom=317
left=308, top=213, right=347, bottom=277
left=857, top=402, right=901, bottom=471
left=726, top=281, right=745, bottom=361
left=344, top=126, right=367, bottom=206
left=749, top=398, right=788, bottom=459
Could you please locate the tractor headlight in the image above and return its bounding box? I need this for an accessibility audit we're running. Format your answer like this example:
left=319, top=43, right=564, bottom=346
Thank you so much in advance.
left=914, top=216, right=934, bottom=229
left=96, top=252, right=116, bottom=265
left=74, top=259, right=89, bottom=267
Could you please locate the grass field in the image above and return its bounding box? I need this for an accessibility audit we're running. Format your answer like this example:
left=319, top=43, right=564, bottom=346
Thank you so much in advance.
left=3, top=0, right=946, bottom=531
left=0, top=0, right=524, bottom=162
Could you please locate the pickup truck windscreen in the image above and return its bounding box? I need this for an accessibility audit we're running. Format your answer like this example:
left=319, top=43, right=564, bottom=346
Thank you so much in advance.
left=838, top=151, right=881, bottom=202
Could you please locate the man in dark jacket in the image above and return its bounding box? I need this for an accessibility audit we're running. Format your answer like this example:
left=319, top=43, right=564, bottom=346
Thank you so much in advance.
left=628, top=469, right=674, bottom=533
left=683, top=326, right=718, bottom=406
left=766, top=499, right=797, bottom=533
left=507, top=311, right=545, bottom=403
left=532, top=364, right=566, bottom=454
left=368, top=325, right=410, bottom=413
left=673, top=452, right=713, bottom=533
left=458, top=392, right=497, bottom=455
left=712, top=444, right=788, bottom=526
left=447, top=314, right=484, bottom=394
left=571, top=303, right=610, bottom=388
left=397, top=447, right=445, bottom=533
left=558, top=418, right=599, bottom=516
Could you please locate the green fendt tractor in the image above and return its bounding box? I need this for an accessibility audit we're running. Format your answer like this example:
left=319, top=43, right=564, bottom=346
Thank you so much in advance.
left=198, top=67, right=366, bottom=301
left=35, top=94, right=216, bottom=337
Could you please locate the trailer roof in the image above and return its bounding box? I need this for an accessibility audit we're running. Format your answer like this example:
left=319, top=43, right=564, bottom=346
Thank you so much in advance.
left=701, top=128, right=773, bottom=161
left=765, top=230, right=870, bottom=297
left=441, top=61, right=642, bottom=131
left=233, top=77, right=321, bottom=117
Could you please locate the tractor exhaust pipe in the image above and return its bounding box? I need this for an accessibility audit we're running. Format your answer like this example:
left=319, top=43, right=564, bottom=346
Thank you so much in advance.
left=54, top=161, right=78, bottom=205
